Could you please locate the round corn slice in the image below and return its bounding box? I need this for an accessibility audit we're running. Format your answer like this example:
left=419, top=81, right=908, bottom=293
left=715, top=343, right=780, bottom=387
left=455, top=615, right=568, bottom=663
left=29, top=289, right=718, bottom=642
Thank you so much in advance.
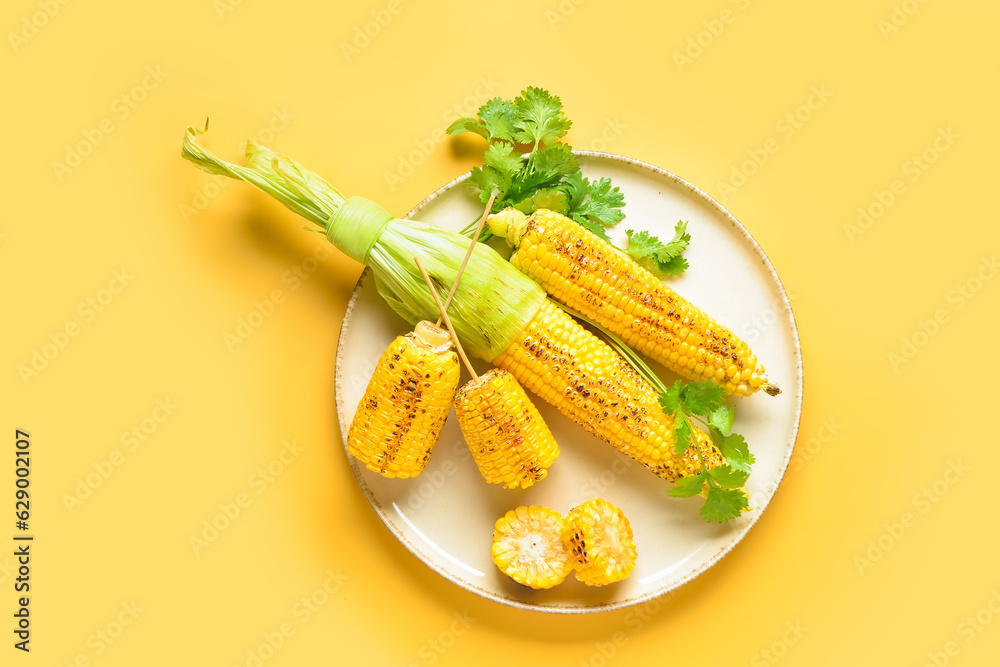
left=561, top=498, right=637, bottom=586
left=491, top=505, right=573, bottom=590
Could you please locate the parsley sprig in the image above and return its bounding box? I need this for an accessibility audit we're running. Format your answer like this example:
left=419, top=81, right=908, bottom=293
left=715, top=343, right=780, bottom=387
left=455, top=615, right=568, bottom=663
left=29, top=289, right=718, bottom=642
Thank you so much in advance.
left=447, top=88, right=623, bottom=241
left=625, top=222, right=691, bottom=277
left=659, top=380, right=754, bottom=522
left=447, top=87, right=691, bottom=275
left=554, top=302, right=754, bottom=523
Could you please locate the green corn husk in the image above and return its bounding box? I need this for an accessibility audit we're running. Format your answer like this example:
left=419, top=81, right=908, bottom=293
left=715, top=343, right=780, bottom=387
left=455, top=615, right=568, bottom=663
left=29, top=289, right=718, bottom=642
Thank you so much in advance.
left=181, top=126, right=546, bottom=362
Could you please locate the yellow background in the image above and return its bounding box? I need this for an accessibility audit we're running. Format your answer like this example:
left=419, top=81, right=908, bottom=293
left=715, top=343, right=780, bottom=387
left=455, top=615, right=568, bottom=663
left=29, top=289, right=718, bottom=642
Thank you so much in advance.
left=3, top=0, right=998, bottom=665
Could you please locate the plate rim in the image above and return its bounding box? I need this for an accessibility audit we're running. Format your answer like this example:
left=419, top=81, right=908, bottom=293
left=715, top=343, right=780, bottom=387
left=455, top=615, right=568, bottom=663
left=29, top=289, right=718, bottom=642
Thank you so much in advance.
left=334, top=151, right=803, bottom=614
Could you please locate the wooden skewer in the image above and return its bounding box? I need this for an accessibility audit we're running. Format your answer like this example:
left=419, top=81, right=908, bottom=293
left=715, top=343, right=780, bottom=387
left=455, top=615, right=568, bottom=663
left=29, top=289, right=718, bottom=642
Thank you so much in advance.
left=415, top=256, right=478, bottom=381
left=435, top=188, right=500, bottom=326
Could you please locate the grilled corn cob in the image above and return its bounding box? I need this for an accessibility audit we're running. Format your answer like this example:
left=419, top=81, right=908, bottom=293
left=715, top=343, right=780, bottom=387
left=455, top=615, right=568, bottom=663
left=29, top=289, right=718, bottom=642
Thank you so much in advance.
left=489, top=208, right=779, bottom=397
left=454, top=368, right=559, bottom=489
left=347, top=321, right=460, bottom=478
left=182, top=129, right=725, bottom=486
left=495, top=299, right=723, bottom=481
left=562, top=498, right=636, bottom=586
left=491, top=505, right=573, bottom=589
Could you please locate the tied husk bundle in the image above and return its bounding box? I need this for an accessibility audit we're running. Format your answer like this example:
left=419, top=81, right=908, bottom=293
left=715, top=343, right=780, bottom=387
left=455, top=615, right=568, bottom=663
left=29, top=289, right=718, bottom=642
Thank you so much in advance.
left=182, top=127, right=545, bottom=362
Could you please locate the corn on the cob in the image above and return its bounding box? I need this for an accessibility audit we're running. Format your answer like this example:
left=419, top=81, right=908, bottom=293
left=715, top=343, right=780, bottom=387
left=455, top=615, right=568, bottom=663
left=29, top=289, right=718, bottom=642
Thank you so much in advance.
left=182, top=129, right=726, bottom=487
left=491, top=505, right=573, bottom=589
left=561, top=498, right=636, bottom=586
left=347, top=321, right=460, bottom=478
left=454, top=368, right=559, bottom=489
left=489, top=208, right=779, bottom=397
left=494, top=299, right=723, bottom=481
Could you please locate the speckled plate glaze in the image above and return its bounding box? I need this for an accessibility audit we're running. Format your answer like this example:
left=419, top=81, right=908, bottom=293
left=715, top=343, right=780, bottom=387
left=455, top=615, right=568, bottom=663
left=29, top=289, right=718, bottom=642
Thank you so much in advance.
left=334, top=152, right=802, bottom=613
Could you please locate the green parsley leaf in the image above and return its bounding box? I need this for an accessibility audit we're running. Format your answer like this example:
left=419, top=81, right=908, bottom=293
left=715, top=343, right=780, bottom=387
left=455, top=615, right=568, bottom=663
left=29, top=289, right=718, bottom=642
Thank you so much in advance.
left=446, top=117, right=488, bottom=140
left=512, top=87, right=572, bottom=147
left=713, top=429, right=755, bottom=475
left=679, top=380, right=726, bottom=415
left=477, top=98, right=518, bottom=143
left=700, top=484, right=749, bottom=523
left=625, top=221, right=691, bottom=276
left=483, top=142, right=523, bottom=181
left=657, top=254, right=690, bottom=276
left=658, top=380, right=684, bottom=413
left=530, top=143, right=579, bottom=183
left=575, top=217, right=613, bottom=244
left=708, top=404, right=734, bottom=435
left=667, top=473, right=706, bottom=498
left=707, top=464, right=750, bottom=489
left=564, top=175, right=626, bottom=230
left=507, top=145, right=577, bottom=202
left=673, top=410, right=694, bottom=457
left=470, top=165, right=511, bottom=205
left=624, top=230, right=661, bottom=257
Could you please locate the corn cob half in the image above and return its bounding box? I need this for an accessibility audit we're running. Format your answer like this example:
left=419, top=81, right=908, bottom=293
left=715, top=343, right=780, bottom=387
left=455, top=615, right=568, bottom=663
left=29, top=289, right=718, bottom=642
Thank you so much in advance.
left=491, top=505, right=573, bottom=589
left=494, top=299, right=723, bottom=481
left=489, top=208, right=779, bottom=397
left=347, top=321, right=460, bottom=478
left=454, top=368, right=559, bottom=489
left=561, top=498, right=637, bottom=586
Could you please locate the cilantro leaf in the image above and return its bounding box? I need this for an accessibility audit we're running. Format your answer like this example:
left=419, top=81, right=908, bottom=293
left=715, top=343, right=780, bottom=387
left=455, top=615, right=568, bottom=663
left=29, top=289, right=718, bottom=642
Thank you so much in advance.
left=709, top=404, right=734, bottom=435
left=575, top=217, right=613, bottom=244
left=707, top=464, right=750, bottom=489
left=700, top=484, right=749, bottom=523
left=673, top=410, right=694, bottom=457
left=512, top=87, right=571, bottom=147
left=507, top=145, right=578, bottom=202
left=530, top=143, right=579, bottom=183
left=658, top=254, right=690, bottom=276
left=667, top=473, right=706, bottom=498
left=680, top=380, right=726, bottom=415
left=483, top=142, right=523, bottom=181
left=470, top=165, right=511, bottom=205
left=624, top=230, right=663, bottom=260
left=478, top=98, right=518, bottom=143
left=625, top=221, right=691, bottom=276
left=564, top=175, right=626, bottom=230
left=658, top=380, right=684, bottom=413
left=712, top=429, right=754, bottom=475
left=446, top=117, right=488, bottom=140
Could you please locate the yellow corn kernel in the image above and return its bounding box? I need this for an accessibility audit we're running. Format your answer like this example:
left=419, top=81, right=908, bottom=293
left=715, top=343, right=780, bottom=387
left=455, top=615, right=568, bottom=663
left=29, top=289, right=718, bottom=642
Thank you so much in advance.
left=561, top=498, right=637, bottom=586
left=493, top=300, right=723, bottom=482
left=504, top=209, right=779, bottom=397
left=454, top=369, right=559, bottom=489
left=492, top=505, right=573, bottom=590
left=347, top=323, right=460, bottom=479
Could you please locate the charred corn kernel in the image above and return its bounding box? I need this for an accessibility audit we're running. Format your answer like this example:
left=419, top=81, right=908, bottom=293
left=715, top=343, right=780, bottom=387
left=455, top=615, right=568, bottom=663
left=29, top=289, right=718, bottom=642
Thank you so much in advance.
left=347, top=322, right=460, bottom=479
left=492, top=505, right=573, bottom=589
left=561, top=498, right=637, bottom=586
left=493, top=300, right=723, bottom=482
left=491, top=208, right=780, bottom=397
left=454, top=369, right=559, bottom=489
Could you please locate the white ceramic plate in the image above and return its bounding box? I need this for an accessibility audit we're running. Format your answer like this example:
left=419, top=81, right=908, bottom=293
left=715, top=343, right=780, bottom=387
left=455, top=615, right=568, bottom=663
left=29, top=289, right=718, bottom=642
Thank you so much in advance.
left=334, top=152, right=802, bottom=613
